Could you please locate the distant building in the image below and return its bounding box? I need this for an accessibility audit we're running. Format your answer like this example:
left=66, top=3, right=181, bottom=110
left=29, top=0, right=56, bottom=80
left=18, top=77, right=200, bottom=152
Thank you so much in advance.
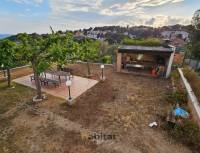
left=170, top=37, right=187, bottom=50
left=129, top=34, right=137, bottom=39
left=123, top=32, right=128, bottom=36
left=74, top=31, right=84, bottom=37
left=86, top=29, right=105, bottom=40
left=161, top=30, right=189, bottom=40
left=123, top=32, right=136, bottom=39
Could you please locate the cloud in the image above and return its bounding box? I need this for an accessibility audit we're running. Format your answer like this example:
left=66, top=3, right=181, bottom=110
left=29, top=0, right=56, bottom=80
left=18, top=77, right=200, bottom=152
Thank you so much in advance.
left=49, top=0, right=186, bottom=18
left=117, top=14, right=190, bottom=27
left=48, top=0, right=189, bottom=28
left=8, top=0, right=43, bottom=4
left=145, top=18, right=156, bottom=25
left=100, top=0, right=185, bottom=16
left=49, top=0, right=103, bottom=15
left=1, top=0, right=191, bottom=34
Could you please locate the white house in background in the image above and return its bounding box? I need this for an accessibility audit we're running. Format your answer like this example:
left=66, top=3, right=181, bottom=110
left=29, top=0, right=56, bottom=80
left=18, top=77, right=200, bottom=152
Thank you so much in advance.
left=161, top=30, right=189, bottom=40
left=129, top=34, right=137, bottom=39
left=86, top=29, right=98, bottom=39
left=124, top=32, right=129, bottom=36
left=86, top=29, right=105, bottom=40
left=123, top=32, right=137, bottom=39
left=113, top=30, right=117, bottom=34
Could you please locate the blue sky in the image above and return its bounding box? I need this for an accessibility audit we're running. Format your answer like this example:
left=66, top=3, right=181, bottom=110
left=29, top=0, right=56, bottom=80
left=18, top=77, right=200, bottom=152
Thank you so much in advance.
left=0, top=0, right=199, bottom=34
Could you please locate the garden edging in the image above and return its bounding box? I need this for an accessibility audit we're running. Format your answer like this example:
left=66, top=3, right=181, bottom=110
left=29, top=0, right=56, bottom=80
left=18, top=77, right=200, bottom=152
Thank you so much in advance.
left=178, top=68, right=200, bottom=127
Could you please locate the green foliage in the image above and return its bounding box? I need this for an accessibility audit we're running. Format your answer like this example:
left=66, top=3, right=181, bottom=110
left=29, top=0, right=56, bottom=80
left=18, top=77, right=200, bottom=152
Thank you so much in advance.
left=192, top=9, right=200, bottom=30
left=171, top=70, right=180, bottom=81
left=168, top=70, right=188, bottom=104
left=101, top=55, right=112, bottom=64
left=99, top=41, right=109, bottom=56
left=171, top=120, right=200, bottom=151
left=48, top=32, right=80, bottom=66
left=98, top=42, right=118, bottom=64
left=107, top=44, right=118, bottom=55
left=17, top=33, right=51, bottom=74
left=122, top=38, right=163, bottom=46
left=0, top=39, right=18, bottom=86
left=167, top=90, right=187, bottom=105
left=79, top=40, right=100, bottom=62
left=0, top=39, right=17, bottom=69
left=17, top=32, right=79, bottom=74
left=105, top=33, right=125, bottom=44
left=190, top=9, right=200, bottom=60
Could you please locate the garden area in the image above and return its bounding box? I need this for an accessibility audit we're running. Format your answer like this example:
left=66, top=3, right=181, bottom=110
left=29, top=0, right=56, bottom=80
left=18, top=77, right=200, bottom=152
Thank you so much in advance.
left=0, top=63, right=196, bottom=153
left=183, top=67, right=200, bottom=102
left=166, top=69, right=200, bottom=152
left=0, top=20, right=200, bottom=152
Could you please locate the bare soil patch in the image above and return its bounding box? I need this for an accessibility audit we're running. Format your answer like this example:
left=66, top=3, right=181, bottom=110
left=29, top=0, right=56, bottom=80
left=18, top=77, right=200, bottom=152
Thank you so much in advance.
left=0, top=64, right=193, bottom=153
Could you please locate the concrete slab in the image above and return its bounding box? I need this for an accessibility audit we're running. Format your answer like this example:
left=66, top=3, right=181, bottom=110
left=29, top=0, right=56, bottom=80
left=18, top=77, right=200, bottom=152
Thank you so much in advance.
left=13, top=74, right=99, bottom=100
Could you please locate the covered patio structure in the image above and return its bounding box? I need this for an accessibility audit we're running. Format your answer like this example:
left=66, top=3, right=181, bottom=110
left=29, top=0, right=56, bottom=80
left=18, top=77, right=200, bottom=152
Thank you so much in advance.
left=116, top=45, right=175, bottom=78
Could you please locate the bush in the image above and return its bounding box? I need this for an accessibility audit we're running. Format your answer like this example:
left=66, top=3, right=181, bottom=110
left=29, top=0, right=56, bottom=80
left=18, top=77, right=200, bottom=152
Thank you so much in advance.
left=101, top=55, right=112, bottom=64
left=171, top=120, right=200, bottom=151
left=167, top=90, right=187, bottom=105
left=183, top=67, right=200, bottom=102
left=122, top=38, right=163, bottom=46
left=171, top=70, right=180, bottom=82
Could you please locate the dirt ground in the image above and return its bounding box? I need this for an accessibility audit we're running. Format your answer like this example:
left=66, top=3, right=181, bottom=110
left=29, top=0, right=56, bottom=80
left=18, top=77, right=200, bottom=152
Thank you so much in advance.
left=0, top=64, right=193, bottom=153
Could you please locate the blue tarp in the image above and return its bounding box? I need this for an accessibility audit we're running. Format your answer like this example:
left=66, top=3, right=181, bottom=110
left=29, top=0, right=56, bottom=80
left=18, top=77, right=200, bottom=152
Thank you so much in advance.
left=173, top=107, right=189, bottom=118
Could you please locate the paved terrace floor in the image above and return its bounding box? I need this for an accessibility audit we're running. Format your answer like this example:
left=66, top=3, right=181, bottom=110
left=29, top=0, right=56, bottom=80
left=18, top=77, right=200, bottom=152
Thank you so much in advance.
left=13, top=74, right=99, bottom=100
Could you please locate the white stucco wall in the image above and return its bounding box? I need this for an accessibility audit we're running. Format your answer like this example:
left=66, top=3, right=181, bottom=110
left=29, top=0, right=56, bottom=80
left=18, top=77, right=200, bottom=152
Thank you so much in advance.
left=166, top=46, right=176, bottom=78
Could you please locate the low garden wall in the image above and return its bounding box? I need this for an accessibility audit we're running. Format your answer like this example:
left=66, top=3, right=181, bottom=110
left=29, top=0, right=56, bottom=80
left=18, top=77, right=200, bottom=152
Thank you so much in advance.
left=178, top=68, right=200, bottom=127
left=0, top=65, right=30, bottom=73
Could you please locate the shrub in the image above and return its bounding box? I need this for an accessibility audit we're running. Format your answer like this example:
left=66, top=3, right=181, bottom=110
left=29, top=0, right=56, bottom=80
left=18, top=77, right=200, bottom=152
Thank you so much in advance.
left=101, top=55, right=112, bottom=64
left=167, top=90, right=187, bottom=105
left=171, top=120, right=200, bottom=151
left=171, top=70, right=180, bottom=81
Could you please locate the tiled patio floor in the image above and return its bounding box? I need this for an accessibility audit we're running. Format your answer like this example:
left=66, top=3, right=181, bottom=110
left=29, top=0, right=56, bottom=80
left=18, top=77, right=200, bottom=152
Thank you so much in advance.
left=13, top=74, right=99, bottom=100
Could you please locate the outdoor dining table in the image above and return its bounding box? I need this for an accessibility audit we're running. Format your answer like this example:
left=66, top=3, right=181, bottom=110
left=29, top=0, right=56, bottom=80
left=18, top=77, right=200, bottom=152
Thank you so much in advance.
left=44, top=70, right=71, bottom=83
left=55, top=71, right=71, bottom=83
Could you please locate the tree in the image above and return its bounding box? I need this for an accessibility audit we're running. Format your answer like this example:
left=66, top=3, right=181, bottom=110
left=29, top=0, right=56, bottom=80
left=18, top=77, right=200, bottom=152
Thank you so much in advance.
left=192, top=9, right=200, bottom=30
left=17, top=32, right=79, bottom=100
left=0, top=39, right=17, bottom=87
left=99, top=41, right=109, bottom=56
left=105, top=33, right=125, bottom=44
left=190, top=9, right=200, bottom=70
left=79, top=40, right=99, bottom=76
left=49, top=32, right=80, bottom=67
left=17, top=33, right=52, bottom=100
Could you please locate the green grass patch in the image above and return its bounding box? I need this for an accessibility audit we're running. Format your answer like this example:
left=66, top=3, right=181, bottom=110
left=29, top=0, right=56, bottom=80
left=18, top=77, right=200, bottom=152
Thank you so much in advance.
left=122, top=38, right=163, bottom=46
left=0, top=82, right=35, bottom=114
left=0, top=82, right=36, bottom=153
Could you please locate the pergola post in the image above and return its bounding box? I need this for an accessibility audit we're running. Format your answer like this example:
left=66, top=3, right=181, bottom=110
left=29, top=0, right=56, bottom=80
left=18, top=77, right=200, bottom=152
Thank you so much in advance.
left=116, top=52, right=122, bottom=72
